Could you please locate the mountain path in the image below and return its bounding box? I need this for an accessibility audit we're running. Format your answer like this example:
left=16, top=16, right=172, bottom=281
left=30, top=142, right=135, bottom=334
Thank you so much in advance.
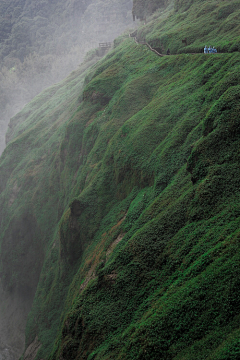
left=129, top=33, right=213, bottom=57
left=129, top=33, right=165, bottom=57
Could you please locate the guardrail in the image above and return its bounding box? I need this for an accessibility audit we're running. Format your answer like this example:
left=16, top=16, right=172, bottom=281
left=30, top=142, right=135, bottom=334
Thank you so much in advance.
left=99, top=42, right=112, bottom=48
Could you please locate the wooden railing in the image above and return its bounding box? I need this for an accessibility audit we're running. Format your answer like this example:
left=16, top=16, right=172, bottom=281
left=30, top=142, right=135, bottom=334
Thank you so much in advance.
left=99, top=42, right=112, bottom=49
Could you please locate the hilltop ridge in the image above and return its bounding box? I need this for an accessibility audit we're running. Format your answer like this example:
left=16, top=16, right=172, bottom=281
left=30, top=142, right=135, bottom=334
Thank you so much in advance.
left=0, top=0, right=240, bottom=359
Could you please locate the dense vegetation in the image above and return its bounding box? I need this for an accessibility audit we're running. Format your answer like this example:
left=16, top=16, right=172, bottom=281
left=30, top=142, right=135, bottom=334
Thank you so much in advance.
left=136, top=0, right=240, bottom=54
left=0, top=0, right=240, bottom=359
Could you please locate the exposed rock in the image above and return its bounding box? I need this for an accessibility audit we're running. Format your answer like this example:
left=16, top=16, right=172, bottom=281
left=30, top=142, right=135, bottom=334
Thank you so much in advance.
left=23, top=337, right=41, bottom=360
left=106, top=233, right=125, bottom=260
left=8, top=182, right=20, bottom=207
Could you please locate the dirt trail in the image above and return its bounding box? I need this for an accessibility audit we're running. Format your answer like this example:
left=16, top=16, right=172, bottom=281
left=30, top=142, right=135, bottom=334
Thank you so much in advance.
left=129, top=33, right=165, bottom=57
left=129, top=33, right=216, bottom=57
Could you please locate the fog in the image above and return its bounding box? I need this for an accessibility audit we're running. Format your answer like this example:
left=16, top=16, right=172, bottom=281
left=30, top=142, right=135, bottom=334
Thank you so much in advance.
left=0, top=0, right=138, bottom=358
left=0, top=351, right=14, bottom=360
left=0, top=0, right=137, bottom=154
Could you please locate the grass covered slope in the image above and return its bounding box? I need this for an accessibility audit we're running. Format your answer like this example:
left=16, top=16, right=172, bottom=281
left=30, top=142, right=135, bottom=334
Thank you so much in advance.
left=23, top=49, right=240, bottom=359
left=136, top=0, right=240, bottom=54
left=0, top=0, right=240, bottom=359
left=45, top=48, right=240, bottom=360
left=0, top=52, right=102, bottom=356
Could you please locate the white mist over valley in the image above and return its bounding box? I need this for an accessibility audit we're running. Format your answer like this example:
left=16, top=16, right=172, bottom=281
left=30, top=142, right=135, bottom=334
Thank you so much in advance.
left=0, top=0, right=136, bottom=155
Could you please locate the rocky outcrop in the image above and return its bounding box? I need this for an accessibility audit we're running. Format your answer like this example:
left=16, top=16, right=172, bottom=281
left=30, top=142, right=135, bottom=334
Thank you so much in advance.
left=23, top=336, right=41, bottom=360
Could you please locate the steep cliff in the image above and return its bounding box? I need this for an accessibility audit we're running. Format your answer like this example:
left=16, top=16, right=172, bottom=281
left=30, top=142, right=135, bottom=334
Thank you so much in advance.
left=0, top=0, right=240, bottom=359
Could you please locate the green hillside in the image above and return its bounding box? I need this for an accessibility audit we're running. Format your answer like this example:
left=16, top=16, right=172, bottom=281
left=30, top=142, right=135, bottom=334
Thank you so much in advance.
left=0, top=0, right=240, bottom=359
left=136, top=0, right=240, bottom=54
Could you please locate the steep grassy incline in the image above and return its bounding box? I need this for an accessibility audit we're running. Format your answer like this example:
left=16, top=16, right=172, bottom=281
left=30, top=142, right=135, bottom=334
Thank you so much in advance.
left=44, top=48, right=240, bottom=360
left=0, top=0, right=239, bottom=359
left=0, top=52, right=102, bottom=356
left=136, top=0, right=240, bottom=54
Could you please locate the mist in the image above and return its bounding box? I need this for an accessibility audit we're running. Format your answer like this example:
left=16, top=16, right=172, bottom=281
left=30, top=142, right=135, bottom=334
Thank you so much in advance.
left=0, top=0, right=136, bottom=155
left=0, top=0, right=137, bottom=358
